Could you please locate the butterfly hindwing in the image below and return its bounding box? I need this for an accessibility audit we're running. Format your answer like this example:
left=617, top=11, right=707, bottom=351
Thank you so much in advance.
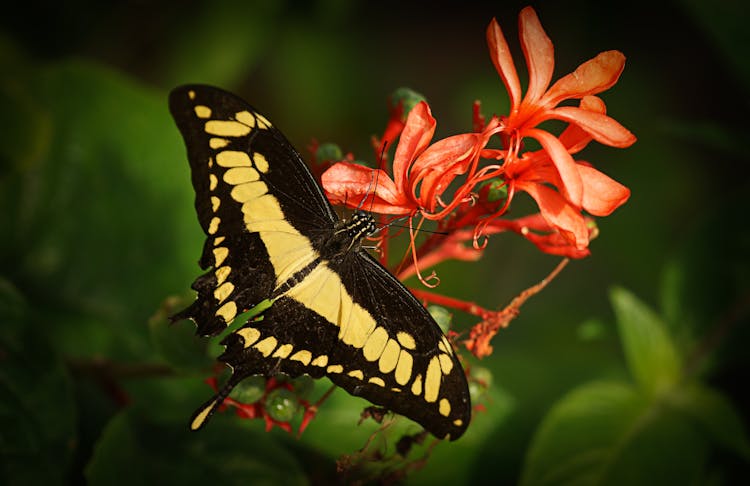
left=170, top=85, right=470, bottom=440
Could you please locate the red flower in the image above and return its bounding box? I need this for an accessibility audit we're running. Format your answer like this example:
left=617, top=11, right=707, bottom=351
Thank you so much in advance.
left=321, top=102, right=501, bottom=219
left=481, top=7, right=635, bottom=248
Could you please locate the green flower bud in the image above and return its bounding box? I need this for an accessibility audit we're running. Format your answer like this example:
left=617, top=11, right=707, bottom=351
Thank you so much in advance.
left=479, top=179, right=507, bottom=203
left=391, top=87, right=427, bottom=119
left=428, top=305, right=453, bottom=334
left=229, top=375, right=266, bottom=404
left=316, top=142, right=343, bottom=162
left=265, top=388, right=299, bottom=422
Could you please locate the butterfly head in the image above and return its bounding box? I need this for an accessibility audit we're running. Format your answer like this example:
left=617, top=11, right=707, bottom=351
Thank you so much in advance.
left=346, top=211, right=378, bottom=240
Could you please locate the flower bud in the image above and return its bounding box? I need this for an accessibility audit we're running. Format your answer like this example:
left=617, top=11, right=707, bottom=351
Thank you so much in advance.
left=265, top=387, right=300, bottom=422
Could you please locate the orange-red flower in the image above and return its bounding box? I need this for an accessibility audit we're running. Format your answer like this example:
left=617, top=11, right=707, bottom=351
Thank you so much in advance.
left=481, top=7, right=635, bottom=249
left=322, top=102, right=501, bottom=219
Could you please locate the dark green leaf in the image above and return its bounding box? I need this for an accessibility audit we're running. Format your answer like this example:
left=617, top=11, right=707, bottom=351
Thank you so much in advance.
left=86, top=411, right=307, bottom=486
left=610, top=287, right=681, bottom=394
left=0, top=293, right=77, bottom=484
left=669, top=384, right=750, bottom=460
left=521, top=381, right=709, bottom=486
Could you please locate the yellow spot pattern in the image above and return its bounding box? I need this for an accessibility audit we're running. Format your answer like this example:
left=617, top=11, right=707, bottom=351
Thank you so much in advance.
left=213, top=282, right=234, bottom=303
left=411, top=374, right=423, bottom=396
left=311, top=355, right=328, bottom=367
left=211, top=196, right=220, bottom=212
left=424, top=356, right=442, bottom=403
left=194, top=105, right=211, bottom=118
left=215, top=301, right=237, bottom=323
left=378, top=339, right=400, bottom=374
left=396, top=331, right=416, bottom=350
left=254, top=336, right=277, bottom=357
left=209, top=138, right=229, bottom=149
left=253, top=152, right=269, bottom=173
left=327, top=365, right=343, bottom=374
left=368, top=377, right=385, bottom=387
left=213, top=247, right=229, bottom=267
left=231, top=182, right=268, bottom=203
left=223, top=167, right=260, bottom=185
left=208, top=217, right=220, bottom=234
left=215, top=266, right=231, bottom=285
left=237, top=327, right=261, bottom=347
left=216, top=150, right=252, bottom=167
left=439, top=398, right=451, bottom=417
left=290, top=350, right=312, bottom=365
left=347, top=370, right=364, bottom=380
left=394, top=349, right=413, bottom=386
left=205, top=120, right=251, bottom=137
left=363, top=327, right=388, bottom=361
left=234, top=111, right=256, bottom=128
left=272, top=344, right=293, bottom=358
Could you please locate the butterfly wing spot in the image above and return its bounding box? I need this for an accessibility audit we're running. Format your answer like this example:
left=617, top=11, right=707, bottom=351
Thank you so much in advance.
left=290, top=350, right=312, bottom=365
left=205, top=120, right=251, bottom=137
left=215, top=301, right=237, bottom=323
left=194, top=105, right=212, bottom=118
left=191, top=399, right=217, bottom=430
left=237, top=327, right=261, bottom=347
left=213, top=247, right=229, bottom=267
left=310, top=355, right=328, bottom=367
left=347, top=370, right=364, bottom=380
left=394, top=349, right=413, bottom=386
left=253, top=152, right=270, bottom=173
left=216, top=150, right=252, bottom=167
left=234, top=110, right=256, bottom=129
left=439, top=398, right=451, bottom=417
left=213, top=236, right=226, bottom=246
left=209, top=174, right=218, bottom=191
left=223, top=167, right=260, bottom=185
left=255, top=113, right=272, bottom=129
left=215, top=266, right=231, bottom=285
left=254, top=336, right=278, bottom=357
left=396, top=331, right=416, bottom=350
left=327, top=364, right=344, bottom=374
left=209, top=137, right=229, bottom=149
left=424, top=356, right=442, bottom=403
left=362, top=327, right=389, bottom=361
left=210, top=196, right=221, bottom=212
left=411, top=374, right=423, bottom=396
left=377, top=339, right=400, bottom=374
left=272, top=343, right=294, bottom=359
left=231, top=182, right=268, bottom=204
left=208, top=217, right=220, bottom=235
left=438, top=353, right=453, bottom=375
left=213, top=282, right=235, bottom=303
left=187, top=90, right=196, bottom=100
left=368, top=377, right=385, bottom=387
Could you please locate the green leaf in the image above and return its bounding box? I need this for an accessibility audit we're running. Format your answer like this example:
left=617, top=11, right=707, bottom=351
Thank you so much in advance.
left=86, top=411, right=307, bottom=486
left=521, top=381, right=709, bottom=486
left=0, top=60, right=202, bottom=360
left=148, top=296, right=212, bottom=373
left=0, top=292, right=77, bottom=484
left=610, top=287, right=682, bottom=394
left=669, top=384, right=750, bottom=460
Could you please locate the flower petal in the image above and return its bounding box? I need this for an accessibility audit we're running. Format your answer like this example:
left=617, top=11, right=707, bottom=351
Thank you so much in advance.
left=321, top=162, right=415, bottom=214
left=541, top=50, right=626, bottom=107
left=526, top=128, right=583, bottom=207
left=549, top=106, right=636, bottom=148
left=518, top=181, right=589, bottom=249
left=577, top=163, right=631, bottom=216
left=519, top=7, right=554, bottom=107
left=487, top=18, right=522, bottom=113
left=393, top=101, right=436, bottom=193
left=557, top=96, right=606, bottom=154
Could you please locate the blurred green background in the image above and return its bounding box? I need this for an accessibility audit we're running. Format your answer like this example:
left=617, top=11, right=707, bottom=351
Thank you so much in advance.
left=1, top=0, right=749, bottom=484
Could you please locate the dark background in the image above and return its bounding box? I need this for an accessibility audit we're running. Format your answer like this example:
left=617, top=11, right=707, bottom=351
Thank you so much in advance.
left=1, top=0, right=748, bottom=484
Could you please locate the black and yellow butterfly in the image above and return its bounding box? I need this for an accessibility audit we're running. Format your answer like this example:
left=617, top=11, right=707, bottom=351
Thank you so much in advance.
left=169, top=85, right=470, bottom=440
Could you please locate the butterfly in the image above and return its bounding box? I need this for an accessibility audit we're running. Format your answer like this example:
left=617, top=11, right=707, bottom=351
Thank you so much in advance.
left=169, top=85, right=470, bottom=440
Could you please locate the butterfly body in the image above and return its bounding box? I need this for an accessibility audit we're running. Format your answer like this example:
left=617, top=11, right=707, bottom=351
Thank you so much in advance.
left=170, top=85, right=470, bottom=440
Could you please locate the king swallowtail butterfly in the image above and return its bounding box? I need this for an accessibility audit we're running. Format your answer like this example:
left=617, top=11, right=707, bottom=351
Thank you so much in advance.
left=169, top=85, right=470, bottom=440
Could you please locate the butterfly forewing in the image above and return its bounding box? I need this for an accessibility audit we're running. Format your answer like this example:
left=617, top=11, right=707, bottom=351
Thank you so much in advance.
left=170, top=85, right=470, bottom=440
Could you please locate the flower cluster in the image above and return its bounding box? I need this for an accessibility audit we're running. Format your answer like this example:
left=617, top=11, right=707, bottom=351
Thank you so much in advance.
left=320, top=7, right=635, bottom=357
